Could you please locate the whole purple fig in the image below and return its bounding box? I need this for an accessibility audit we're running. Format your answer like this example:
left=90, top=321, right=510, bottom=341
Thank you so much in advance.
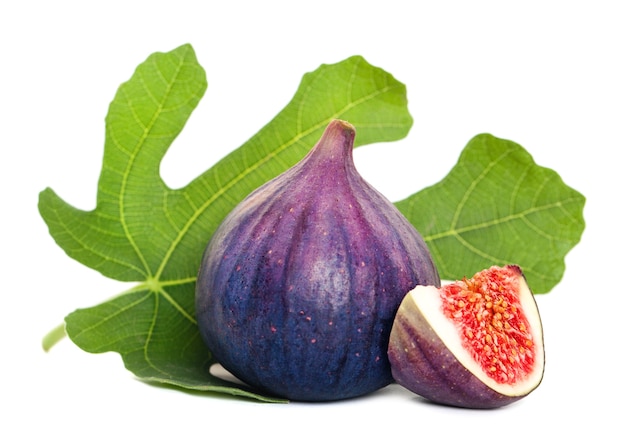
left=195, top=119, right=440, bottom=401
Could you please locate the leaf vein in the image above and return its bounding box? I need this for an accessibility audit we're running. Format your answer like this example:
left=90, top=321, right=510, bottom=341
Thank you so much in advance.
left=153, top=83, right=397, bottom=280
left=118, top=53, right=189, bottom=279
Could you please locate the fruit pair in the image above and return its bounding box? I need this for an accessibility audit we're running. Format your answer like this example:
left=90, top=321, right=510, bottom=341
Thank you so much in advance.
left=195, top=120, right=544, bottom=407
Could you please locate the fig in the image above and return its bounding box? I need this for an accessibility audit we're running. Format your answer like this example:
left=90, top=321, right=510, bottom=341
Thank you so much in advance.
left=388, top=265, right=545, bottom=408
left=195, top=119, right=440, bottom=401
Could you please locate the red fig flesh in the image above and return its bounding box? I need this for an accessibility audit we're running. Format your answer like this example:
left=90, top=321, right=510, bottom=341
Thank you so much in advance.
left=388, top=265, right=544, bottom=408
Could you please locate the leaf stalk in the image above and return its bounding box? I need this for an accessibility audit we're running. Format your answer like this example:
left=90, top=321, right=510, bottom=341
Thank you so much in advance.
left=42, top=323, right=67, bottom=352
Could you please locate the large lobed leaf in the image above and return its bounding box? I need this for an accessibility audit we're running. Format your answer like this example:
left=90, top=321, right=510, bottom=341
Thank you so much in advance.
left=396, top=134, right=585, bottom=293
left=38, top=44, right=413, bottom=401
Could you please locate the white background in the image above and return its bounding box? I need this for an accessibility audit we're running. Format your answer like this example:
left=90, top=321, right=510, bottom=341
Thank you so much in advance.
left=2, top=1, right=624, bottom=438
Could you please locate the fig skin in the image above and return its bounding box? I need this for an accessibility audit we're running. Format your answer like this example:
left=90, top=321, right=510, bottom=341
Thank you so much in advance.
left=195, top=119, right=440, bottom=401
left=388, top=265, right=545, bottom=409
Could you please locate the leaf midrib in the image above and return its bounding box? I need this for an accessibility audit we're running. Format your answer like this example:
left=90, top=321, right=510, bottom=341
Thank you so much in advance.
left=118, top=53, right=187, bottom=280
left=424, top=196, right=581, bottom=242
left=153, top=82, right=400, bottom=283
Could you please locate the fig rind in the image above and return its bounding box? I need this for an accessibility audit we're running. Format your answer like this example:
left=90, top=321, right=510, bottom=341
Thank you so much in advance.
left=388, top=265, right=545, bottom=409
left=196, top=119, right=440, bottom=401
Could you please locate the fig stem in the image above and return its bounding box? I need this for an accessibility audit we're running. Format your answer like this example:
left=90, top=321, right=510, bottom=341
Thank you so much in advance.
left=42, top=323, right=67, bottom=352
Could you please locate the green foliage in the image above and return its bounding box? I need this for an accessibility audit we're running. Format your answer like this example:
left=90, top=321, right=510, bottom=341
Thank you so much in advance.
left=38, top=44, right=413, bottom=401
left=396, top=134, right=585, bottom=293
left=39, top=44, right=585, bottom=402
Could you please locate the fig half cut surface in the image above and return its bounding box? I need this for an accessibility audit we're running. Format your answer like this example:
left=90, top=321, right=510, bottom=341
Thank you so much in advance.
left=388, top=265, right=544, bottom=409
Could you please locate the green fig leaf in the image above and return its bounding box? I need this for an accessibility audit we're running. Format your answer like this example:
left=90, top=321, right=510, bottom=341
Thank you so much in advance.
left=38, top=44, right=413, bottom=401
left=395, top=133, right=585, bottom=293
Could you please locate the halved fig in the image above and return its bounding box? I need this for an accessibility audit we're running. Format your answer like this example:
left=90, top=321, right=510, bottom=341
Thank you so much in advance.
left=388, top=265, right=544, bottom=409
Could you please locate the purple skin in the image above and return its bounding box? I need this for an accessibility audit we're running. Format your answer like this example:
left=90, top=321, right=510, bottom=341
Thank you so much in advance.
left=388, top=298, right=525, bottom=409
left=195, top=120, right=440, bottom=401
